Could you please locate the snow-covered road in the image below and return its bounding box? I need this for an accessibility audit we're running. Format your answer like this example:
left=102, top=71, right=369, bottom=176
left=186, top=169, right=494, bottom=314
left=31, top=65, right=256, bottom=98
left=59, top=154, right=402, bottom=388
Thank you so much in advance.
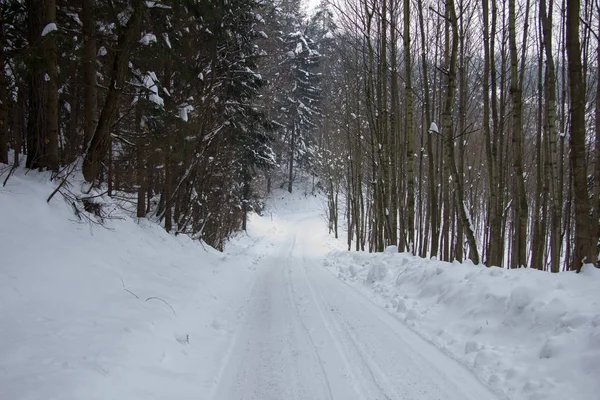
left=212, top=211, right=499, bottom=400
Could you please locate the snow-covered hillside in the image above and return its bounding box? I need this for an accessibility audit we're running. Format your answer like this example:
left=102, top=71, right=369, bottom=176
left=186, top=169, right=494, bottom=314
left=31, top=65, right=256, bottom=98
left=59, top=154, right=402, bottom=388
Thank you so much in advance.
left=326, top=248, right=600, bottom=400
left=0, top=169, right=280, bottom=400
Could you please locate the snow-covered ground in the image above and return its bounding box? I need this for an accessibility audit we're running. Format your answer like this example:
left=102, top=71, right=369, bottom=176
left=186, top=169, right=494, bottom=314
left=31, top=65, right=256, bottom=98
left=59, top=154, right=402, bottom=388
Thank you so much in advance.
left=0, top=168, right=279, bottom=400
left=326, top=249, right=600, bottom=400
left=1, top=169, right=598, bottom=400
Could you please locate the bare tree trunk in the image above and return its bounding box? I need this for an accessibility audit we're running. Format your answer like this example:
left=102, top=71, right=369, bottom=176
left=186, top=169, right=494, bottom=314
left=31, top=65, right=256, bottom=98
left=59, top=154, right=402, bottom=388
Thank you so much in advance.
left=481, top=0, right=500, bottom=266
left=403, top=0, right=414, bottom=253
left=163, top=61, right=173, bottom=232
left=389, top=0, right=399, bottom=250
left=288, top=121, right=295, bottom=193
left=531, top=42, right=545, bottom=270
left=44, top=0, right=59, bottom=171
left=82, top=0, right=97, bottom=151
left=82, top=0, right=144, bottom=183
left=508, top=0, right=528, bottom=268
left=26, top=0, right=45, bottom=170
left=0, top=12, right=7, bottom=165
left=593, top=4, right=600, bottom=266
left=417, top=0, right=438, bottom=257
left=65, top=63, right=79, bottom=164
left=540, top=0, right=562, bottom=272
left=136, top=104, right=146, bottom=218
left=443, top=0, right=479, bottom=264
left=13, top=86, right=25, bottom=167
left=566, top=0, right=595, bottom=270
left=0, top=83, right=6, bottom=165
left=455, top=8, right=468, bottom=262
left=441, top=2, right=451, bottom=261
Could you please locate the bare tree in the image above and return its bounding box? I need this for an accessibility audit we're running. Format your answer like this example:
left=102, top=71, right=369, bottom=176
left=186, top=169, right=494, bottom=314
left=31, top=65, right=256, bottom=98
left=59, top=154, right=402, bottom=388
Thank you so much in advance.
left=566, top=0, right=595, bottom=270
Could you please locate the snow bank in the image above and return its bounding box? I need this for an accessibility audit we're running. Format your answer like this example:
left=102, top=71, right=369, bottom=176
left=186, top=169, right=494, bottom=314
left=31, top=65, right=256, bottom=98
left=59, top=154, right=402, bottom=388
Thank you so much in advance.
left=325, top=250, right=600, bottom=400
left=0, top=167, right=277, bottom=400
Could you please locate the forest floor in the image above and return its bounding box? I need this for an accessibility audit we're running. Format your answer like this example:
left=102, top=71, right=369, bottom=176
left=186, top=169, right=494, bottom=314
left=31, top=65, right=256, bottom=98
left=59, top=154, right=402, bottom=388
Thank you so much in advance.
left=1, top=169, right=598, bottom=400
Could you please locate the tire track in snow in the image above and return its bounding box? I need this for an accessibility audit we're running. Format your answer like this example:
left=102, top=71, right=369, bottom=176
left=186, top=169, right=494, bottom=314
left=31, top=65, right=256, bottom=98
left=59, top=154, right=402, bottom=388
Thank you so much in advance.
left=295, top=239, right=396, bottom=400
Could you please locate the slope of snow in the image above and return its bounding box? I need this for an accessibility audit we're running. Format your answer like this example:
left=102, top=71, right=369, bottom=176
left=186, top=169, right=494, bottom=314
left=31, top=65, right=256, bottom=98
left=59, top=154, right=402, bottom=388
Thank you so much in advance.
left=325, top=249, right=600, bottom=400
left=0, top=168, right=278, bottom=400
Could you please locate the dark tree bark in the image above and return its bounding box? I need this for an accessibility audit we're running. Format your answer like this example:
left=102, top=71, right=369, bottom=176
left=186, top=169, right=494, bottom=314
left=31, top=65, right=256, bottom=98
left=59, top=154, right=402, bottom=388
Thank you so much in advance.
left=508, top=0, right=529, bottom=268
left=403, top=0, right=414, bottom=253
left=593, top=4, right=600, bottom=267
left=82, top=0, right=144, bottom=183
left=44, top=0, right=59, bottom=171
left=25, top=0, right=46, bottom=170
left=540, top=0, right=562, bottom=272
left=136, top=104, right=146, bottom=218
left=566, top=0, right=595, bottom=270
left=417, top=0, right=437, bottom=258
left=288, top=121, right=295, bottom=193
left=443, top=0, right=479, bottom=264
left=82, top=0, right=98, bottom=150
left=0, top=12, right=7, bottom=165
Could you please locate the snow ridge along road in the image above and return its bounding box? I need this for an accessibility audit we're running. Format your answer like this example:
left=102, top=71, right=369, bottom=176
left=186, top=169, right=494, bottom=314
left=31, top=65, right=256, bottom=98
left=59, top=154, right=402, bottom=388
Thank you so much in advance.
left=212, top=210, right=499, bottom=400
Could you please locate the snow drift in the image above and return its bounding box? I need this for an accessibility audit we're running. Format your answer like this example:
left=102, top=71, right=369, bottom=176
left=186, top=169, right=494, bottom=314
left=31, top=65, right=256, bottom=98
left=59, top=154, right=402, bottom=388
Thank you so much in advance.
left=325, top=249, right=600, bottom=400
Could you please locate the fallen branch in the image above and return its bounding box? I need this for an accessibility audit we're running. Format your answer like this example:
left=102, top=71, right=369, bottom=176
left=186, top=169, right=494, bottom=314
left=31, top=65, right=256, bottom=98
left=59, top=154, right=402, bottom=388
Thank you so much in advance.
left=2, top=165, right=17, bottom=187
left=120, top=277, right=139, bottom=299
left=146, top=296, right=177, bottom=316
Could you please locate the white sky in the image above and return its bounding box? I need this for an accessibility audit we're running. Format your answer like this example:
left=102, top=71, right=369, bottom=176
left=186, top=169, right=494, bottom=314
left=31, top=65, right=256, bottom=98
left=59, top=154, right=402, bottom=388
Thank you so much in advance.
left=305, top=0, right=321, bottom=12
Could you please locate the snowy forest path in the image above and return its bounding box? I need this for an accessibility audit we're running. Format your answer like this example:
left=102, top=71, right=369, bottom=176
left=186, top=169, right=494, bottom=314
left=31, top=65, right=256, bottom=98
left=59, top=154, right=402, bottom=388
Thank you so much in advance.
left=211, top=210, right=499, bottom=400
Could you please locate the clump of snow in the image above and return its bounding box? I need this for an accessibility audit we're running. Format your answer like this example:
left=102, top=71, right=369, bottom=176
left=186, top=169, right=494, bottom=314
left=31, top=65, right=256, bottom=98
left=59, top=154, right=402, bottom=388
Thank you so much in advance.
left=139, top=33, right=157, bottom=45
left=429, top=121, right=439, bottom=134
left=325, top=250, right=600, bottom=400
left=162, top=33, right=171, bottom=49
left=141, top=72, right=164, bottom=106
left=41, top=22, right=57, bottom=36
left=178, top=103, right=194, bottom=122
left=145, top=0, right=171, bottom=8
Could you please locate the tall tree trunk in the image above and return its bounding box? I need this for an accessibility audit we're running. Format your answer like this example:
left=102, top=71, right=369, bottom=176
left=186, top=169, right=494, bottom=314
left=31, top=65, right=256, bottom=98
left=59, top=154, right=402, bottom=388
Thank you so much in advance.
left=403, top=0, right=415, bottom=253
left=455, top=8, right=468, bottom=262
left=163, top=60, right=173, bottom=232
left=508, top=0, right=528, bottom=268
left=417, top=0, right=437, bottom=258
left=481, top=0, right=500, bottom=266
left=288, top=120, right=295, bottom=193
left=82, top=0, right=144, bottom=183
left=65, top=63, right=79, bottom=164
left=26, top=0, right=45, bottom=170
left=540, top=0, right=562, bottom=272
left=443, top=0, right=480, bottom=264
left=0, top=12, right=7, bottom=165
left=594, top=9, right=600, bottom=266
left=531, top=43, right=544, bottom=270
left=82, top=0, right=97, bottom=151
left=136, top=104, right=146, bottom=218
left=14, top=86, right=25, bottom=167
left=566, top=0, right=595, bottom=270
left=44, top=0, right=59, bottom=171
left=389, top=0, right=399, bottom=250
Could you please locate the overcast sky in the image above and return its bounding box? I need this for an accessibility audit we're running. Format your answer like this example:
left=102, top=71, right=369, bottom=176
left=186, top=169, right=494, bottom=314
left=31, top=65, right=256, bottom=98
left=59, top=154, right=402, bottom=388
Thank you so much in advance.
left=305, top=0, right=321, bottom=13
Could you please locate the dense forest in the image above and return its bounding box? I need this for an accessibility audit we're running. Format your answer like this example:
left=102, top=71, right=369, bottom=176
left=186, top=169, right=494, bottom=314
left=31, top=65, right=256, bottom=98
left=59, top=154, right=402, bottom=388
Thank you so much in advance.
left=0, top=0, right=599, bottom=271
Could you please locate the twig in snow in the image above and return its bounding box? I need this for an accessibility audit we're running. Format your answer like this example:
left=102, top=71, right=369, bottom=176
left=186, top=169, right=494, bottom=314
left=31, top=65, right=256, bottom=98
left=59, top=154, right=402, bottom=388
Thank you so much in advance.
left=146, top=296, right=177, bottom=316
left=2, top=165, right=17, bottom=187
left=120, top=277, right=140, bottom=299
left=395, top=268, right=409, bottom=285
